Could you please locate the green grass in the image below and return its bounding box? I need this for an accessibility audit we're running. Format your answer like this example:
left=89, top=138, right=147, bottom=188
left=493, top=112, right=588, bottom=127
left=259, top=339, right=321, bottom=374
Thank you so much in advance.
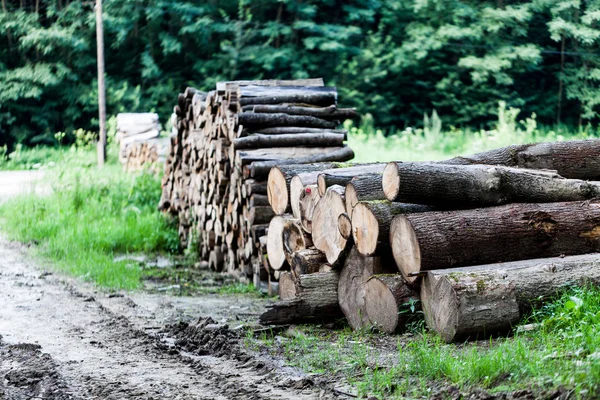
left=248, top=287, right=600, bottom=398
left=348, top=102, right=598, bottom=163
left=0, top=149, right=179, bottom=289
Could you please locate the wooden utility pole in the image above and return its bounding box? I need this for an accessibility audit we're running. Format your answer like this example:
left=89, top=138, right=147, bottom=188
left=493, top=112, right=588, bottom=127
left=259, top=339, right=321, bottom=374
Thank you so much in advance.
left=96, top=0, right=106, bottom=166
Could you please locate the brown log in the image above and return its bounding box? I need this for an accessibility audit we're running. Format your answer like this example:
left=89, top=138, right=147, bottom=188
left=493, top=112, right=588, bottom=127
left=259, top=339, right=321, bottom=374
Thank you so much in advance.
left=299, top=185, right=321, bottom=234
left=382, top=162, right=600, bottom=208
left=259, top=271, right=343, bottom=325
left=352, top=201, right=433, bottom=256
left=234, top=132, right=345, bottom=150
left=312, top=185, right=348, bottom=264
left=238, top=147, right=348, bottom=165
left=316, top=163, right=385, bottom=196
left=249, top=146, right=355, bottom=179
left=251, top=104, right=357, bottom=120
left=442, top=139, right=600, bottom=180
left=240, top=91, right=336, bottom=107
left=249, top=206, right=275, bottom=225
left=364, top=274, right=419, bottom=334
left=282, top=219, right=312, bottom=265
left=238, top=112, right=338, bottom=129
left=338, top=212, right=352, bottom=240
left=345, top=173, right=386, bottom=215
left=338, top=247, right=393, bottom=330
left=390, top=201, right=600, bottom=284
left=248, top=127, right=347, bottom=135
left=290, top=248, right=328, bottom=277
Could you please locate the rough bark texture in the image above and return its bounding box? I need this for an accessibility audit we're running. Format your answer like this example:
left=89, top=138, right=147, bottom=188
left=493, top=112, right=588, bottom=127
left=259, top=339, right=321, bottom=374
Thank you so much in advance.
left=315, top=164, right=386, bottom=196
left=338, top=247, right=395, bottom=330
left=441, top=139, right=600, bottom=180
left=312, top=186, right=348, bottom=264
left=234, top=132, right=345, bottom=150
left=382, top=162, right=600, bottom=207
left=345, top=173, right=386, bottom=215
left=390, top=201, right=600, bottom=283
left=421, top=271, right=519, bottom=342
left=259, top=271, right=343, bottom=325
left=352, top=201, right=434, bottom=256
left=249, top=146, right=355, bottom=179
left=290, top=248, right=328, bottom=277
left=364, top=274, right=420, bottom=334
left=251, top=104, right=357, bottom=120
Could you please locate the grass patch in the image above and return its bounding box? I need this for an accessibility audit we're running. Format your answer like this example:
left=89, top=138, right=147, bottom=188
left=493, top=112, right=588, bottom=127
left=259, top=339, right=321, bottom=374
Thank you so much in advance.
left=0, top=150, right=179, bottom=289
left=247, top=286, right=600, bottom=399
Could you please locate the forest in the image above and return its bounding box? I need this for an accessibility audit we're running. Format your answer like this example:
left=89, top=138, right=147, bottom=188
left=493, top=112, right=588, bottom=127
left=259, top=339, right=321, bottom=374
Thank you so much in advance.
left=1, top=0, right=599, bottom=149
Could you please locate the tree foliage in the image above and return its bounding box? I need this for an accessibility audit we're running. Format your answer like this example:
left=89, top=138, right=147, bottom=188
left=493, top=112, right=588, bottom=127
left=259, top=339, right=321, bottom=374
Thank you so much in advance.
left=0, top=0, right=599, bottom=148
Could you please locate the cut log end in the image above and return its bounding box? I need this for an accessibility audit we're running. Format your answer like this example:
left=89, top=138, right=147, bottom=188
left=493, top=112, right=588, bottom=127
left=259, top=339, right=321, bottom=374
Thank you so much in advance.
left=383, top=162, right=400, bottom=201
left=278, top=271, right=296, bottom=300
left=312, top=188, right=348, bottom=264
left=267, top=167, right=288, bottom=215
left=364, top=278, right=398, bottom=333
left=345, top=182, right=358, bottom=216
left=267, top=216, right=287, bottom=270
left=290, top=176, right=304, bottom=219
left=351, top=202, right=379, bottom=256
left=317, top=174, right=327, bottom=196
left=390, top=215, right=421, bottom=283
left=338, top=213, right=352, bottom=240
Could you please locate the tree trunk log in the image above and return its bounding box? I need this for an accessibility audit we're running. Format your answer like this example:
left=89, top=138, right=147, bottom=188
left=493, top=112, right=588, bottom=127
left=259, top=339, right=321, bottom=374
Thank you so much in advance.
left=234, top=132, right=345, bottom=150
left=251, top=104, right=357, bottom=120
left=338, top=247, right=394, bottom=330
left=290, top=248, right=328, bottom=277
left=278, top=271, right=297, bottom=300
left=282, top=219, right=313, bottom=265
left=382, top=162, right=600, bottom=207
left=316, top=164, right=385, bottom=196
left=266, top=215, right=296, bottom=271
left=249, top=146, right=355, bottom=179
left=238, top=112, right=338, bottom=129
left=259, top=271, right=343, bottom=325
left=344, top=173, right=387, bottom=215
left=352, top=201, right=433, bottom=256
left=441, top=139, right=600, bottom=180
left=364, top=274, right=419, bottom=334
left=390, top=201, right=600, bottom=284
left=240, top=92, right=336, bottom=107
left=299, top=185, right=321, bottom=233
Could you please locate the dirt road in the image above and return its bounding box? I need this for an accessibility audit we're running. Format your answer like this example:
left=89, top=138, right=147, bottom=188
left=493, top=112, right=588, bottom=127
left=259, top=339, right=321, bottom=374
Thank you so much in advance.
left=0, top=171, right=333, bottom=400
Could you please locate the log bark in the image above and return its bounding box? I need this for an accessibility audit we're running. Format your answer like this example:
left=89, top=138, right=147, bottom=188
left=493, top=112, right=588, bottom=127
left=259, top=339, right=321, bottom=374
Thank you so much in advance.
left=290, top=248, right=328, bottom=277
left=248, top=127, right=347, bottom=135
left=251, top=104, right=357, bottom=120
left=345, top=173, right=386, bottom=215
left=338, top=247, right=394, bottom=330
left=238, top=146, right=348, bottom=165
left=382, top=162, right=600, bottom=207
left=364, top=274, right=419, bottom=334
left=312, top=185, right=348, bottom=264
left=234, top=132, right=345, bottom=150
left=240, top=92, right=336, bottom=107
left=441, top=139, right=600, bottom=180
left=249, top=146, right=355, bottom=179
left=259, top=271, right=343, bottom=325
left=352, top=201, right=433, bottom=256
left=316, top=164, right=385, bottom=196
left=238, top=112, right=338, bottom=129
left=390, top=201, right=600, bottom=284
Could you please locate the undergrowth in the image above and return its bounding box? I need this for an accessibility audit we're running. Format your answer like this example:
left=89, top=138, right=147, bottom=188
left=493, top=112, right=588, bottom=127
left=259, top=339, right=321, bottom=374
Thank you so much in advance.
left=0, top=148, right=179, bottom=289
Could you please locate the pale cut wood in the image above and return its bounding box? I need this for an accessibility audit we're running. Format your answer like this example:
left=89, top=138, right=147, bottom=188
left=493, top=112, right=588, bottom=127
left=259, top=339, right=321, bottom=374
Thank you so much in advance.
left=312, top=185, right=348, bottom=264
left=390, top=201, right=600, bottom=284
left=364, top=274, right=419, bottom=334
left=282, top=219, right=312, bottom=264
left=299, top=185, right=321, bottom=233
left=278, top=271, right=296, bottom=300
left=266, top=215, right=294, bottom=271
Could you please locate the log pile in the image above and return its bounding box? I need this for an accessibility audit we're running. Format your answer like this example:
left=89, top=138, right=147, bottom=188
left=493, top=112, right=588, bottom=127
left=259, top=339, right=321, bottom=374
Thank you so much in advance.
left=158, top=79, right=356, bottom=282
left=116, top=113, right=167, bottom=171
left=259, top=139, right=600, bottom=341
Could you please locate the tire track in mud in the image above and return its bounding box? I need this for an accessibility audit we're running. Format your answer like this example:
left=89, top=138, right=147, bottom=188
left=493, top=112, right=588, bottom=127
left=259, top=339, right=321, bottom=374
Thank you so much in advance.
left=0, top=237, right=334, bottom=399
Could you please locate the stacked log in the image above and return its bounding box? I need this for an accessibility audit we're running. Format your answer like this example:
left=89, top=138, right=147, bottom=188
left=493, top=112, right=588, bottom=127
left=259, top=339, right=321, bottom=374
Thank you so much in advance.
left=259, top=139, right=600, bottom=341
left=116, top=113, right=164, bottom=170
left=159, top=79, right=356, bottom=282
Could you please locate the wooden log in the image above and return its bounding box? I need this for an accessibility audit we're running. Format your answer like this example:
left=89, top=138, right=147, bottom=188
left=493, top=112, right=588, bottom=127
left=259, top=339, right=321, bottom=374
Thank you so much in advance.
left=278, top=271, right=296, bottom=300
left=364, top=274, right=419, bottom=334
left=267, top=163, right=337, bottom=216
left=251, top=104, right=357, bottom=120
left=266, top=215, right=295, bottom=271
left=238, top=112, right=338, bottom=129
left=240, top=92, right=336, bottom=107
left=234, top=132, right=345, bottom=150
left=259, top=271, right=343, bottom=325
left=249, top=146, right=355, bottom=179
left=337, top=212, right=352, bottom=240
left=249, top=206, right=275, bottom=225
left=421, top=270, right=519, bottom=342
left=390, top=201, right=600, bottom=284
left=382, top=162, right=600, bottom=207
left=352, top=201, right=433, bottom=256
left=238, top=147, right=348, bottom=165
left=345, top=173, right=386, bottom=215
left=282, top=219, right=312, bottom=265
left=299, top=185, right=321, bottom=233
left=338, top=247, right=393, bottom=330
left=441, top=139, right=600, bottom=180
left=316, top=164, right=385, bottom=196
left=312, top=185, right=348, bottom=265
left=248, top=127, right=347, bottom=135
left=290, top=248, right=328, bottom=277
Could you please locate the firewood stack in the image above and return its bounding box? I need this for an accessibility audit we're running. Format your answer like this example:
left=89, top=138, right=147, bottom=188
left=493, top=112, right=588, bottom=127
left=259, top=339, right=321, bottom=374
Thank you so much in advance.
left=116, top=113, right=166, bottom=171
left=158, top=79, right=356, bottom=281
left=260, top=139, right=600, bottom=342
